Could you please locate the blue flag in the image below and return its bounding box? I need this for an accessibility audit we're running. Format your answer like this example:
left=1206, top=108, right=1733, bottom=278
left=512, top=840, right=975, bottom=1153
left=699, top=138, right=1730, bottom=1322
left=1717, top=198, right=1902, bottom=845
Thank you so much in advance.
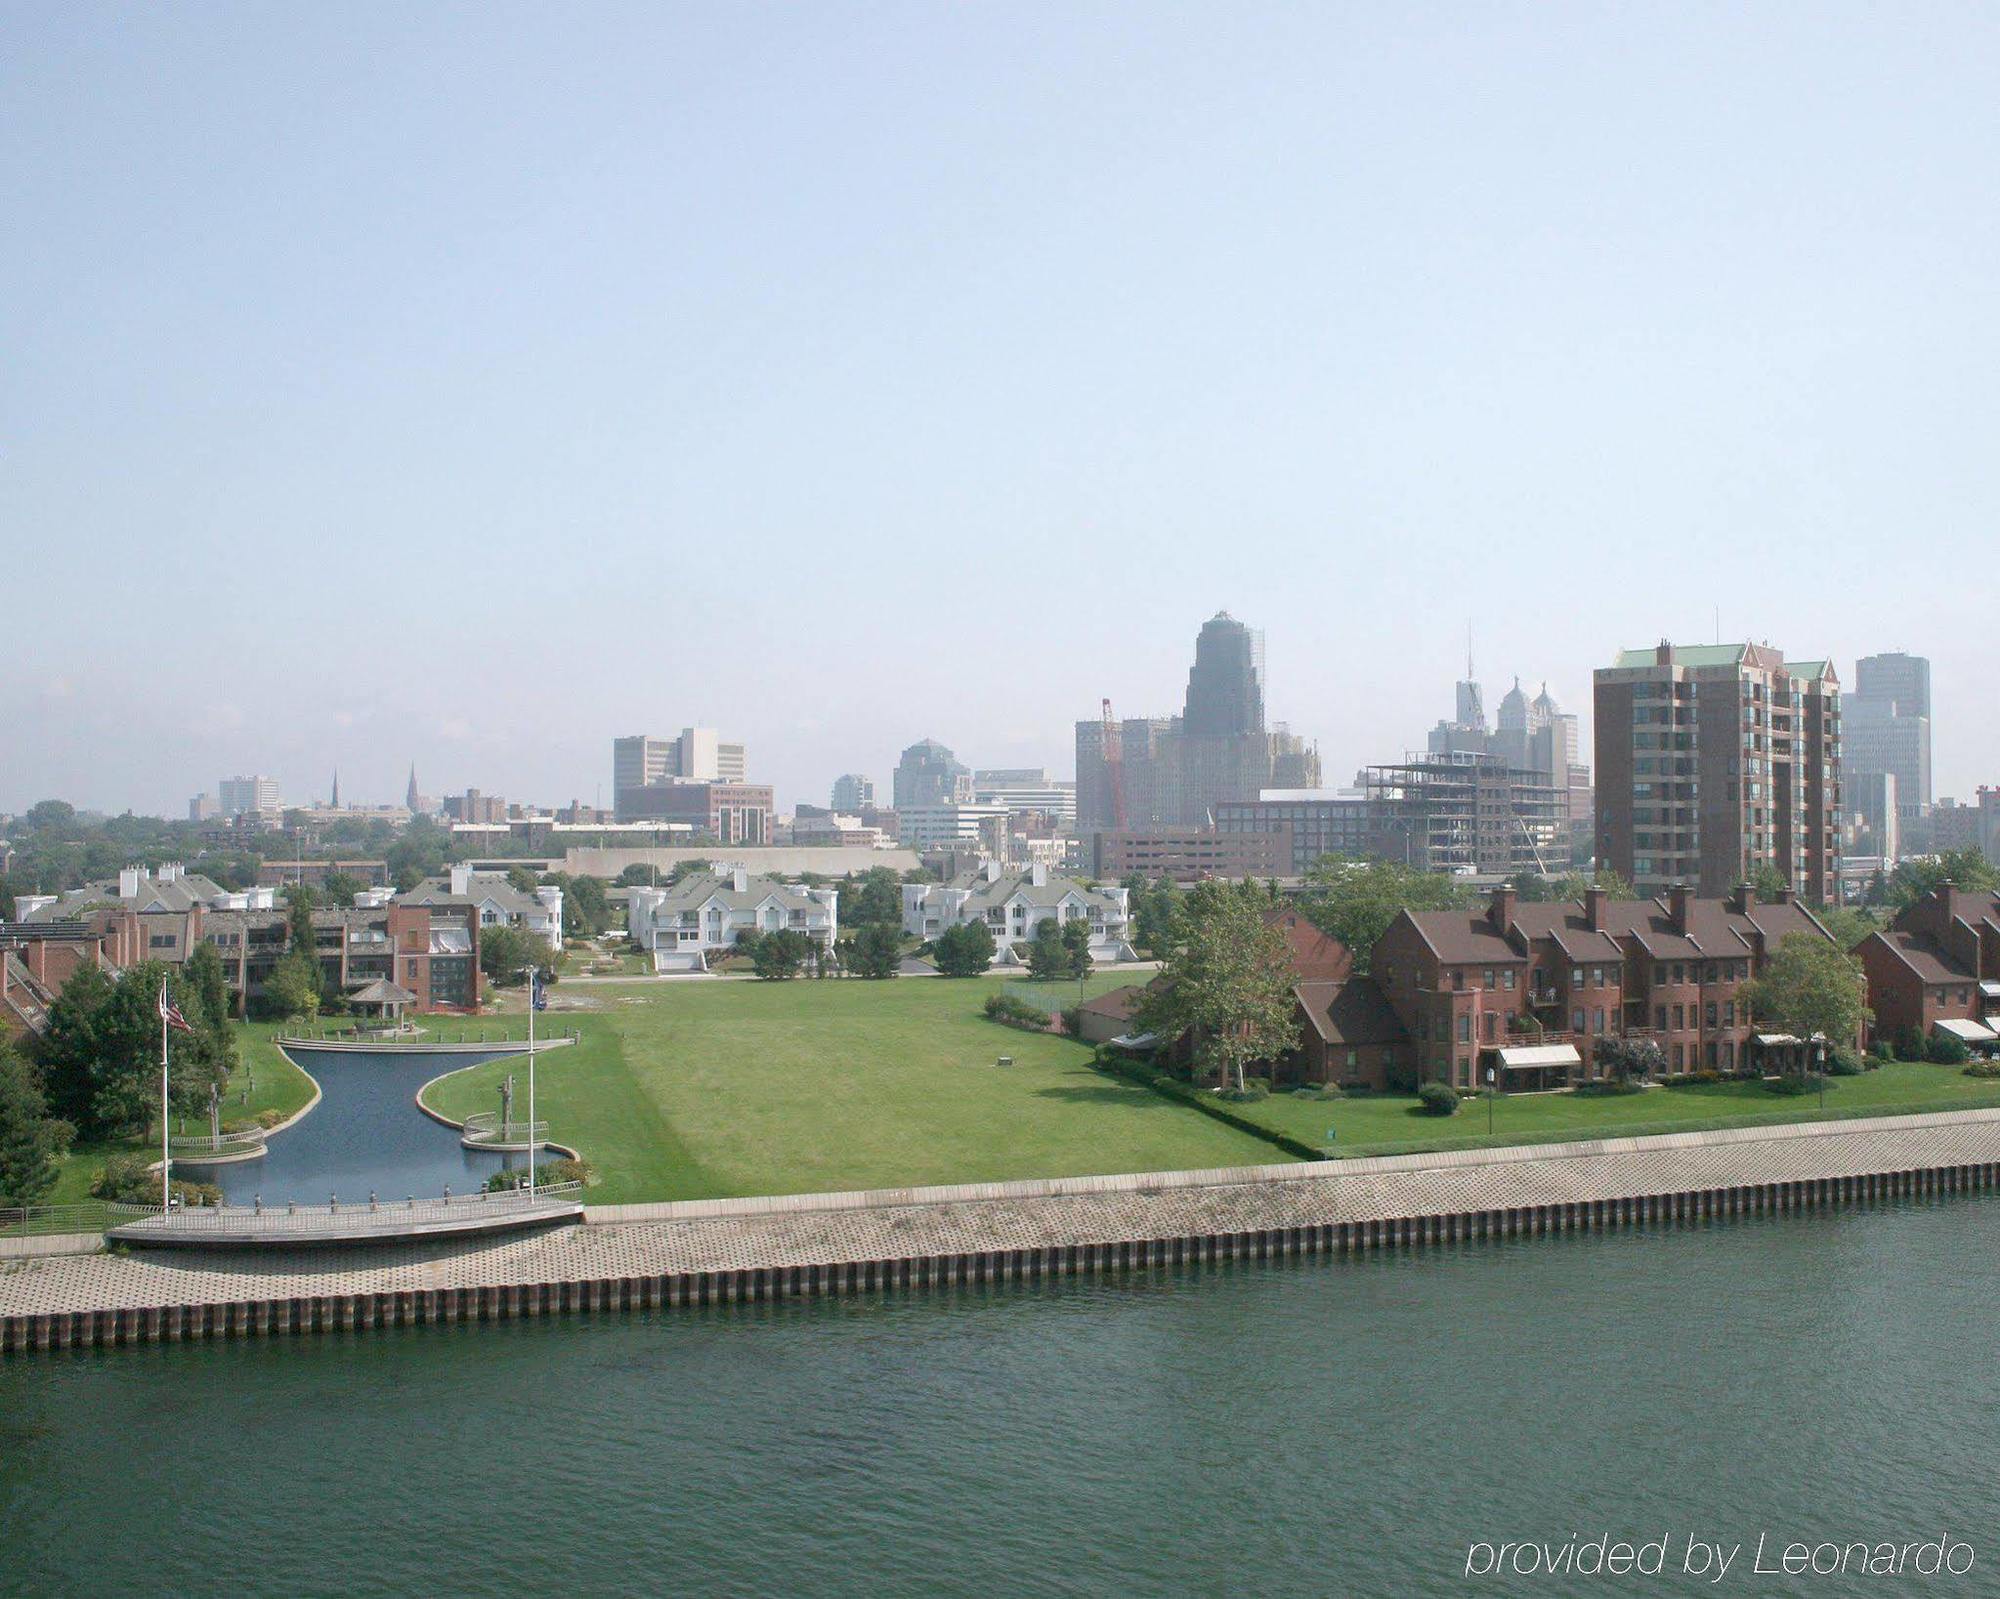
left=530, top=970, right=548, bottom=1012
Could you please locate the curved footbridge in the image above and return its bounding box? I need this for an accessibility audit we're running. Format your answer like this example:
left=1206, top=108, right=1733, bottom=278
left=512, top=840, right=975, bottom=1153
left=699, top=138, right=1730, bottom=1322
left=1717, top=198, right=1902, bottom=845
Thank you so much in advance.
left=9, top=1108, right=2000, bottom=1352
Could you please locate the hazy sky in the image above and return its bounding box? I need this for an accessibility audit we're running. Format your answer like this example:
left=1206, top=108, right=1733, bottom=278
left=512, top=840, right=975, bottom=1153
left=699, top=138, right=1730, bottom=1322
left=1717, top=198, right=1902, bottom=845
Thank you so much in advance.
left=6, top=5, right=1997, bottom=817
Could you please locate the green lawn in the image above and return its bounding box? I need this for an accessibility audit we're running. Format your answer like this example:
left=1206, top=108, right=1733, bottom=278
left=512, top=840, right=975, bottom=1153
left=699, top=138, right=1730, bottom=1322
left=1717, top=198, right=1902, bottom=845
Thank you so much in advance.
left=1234, top=1060, right=2000, bottom=1158
left=43, top=1025, right=318, bottom=1206
left=421, top=974, right=1281, bottom=1203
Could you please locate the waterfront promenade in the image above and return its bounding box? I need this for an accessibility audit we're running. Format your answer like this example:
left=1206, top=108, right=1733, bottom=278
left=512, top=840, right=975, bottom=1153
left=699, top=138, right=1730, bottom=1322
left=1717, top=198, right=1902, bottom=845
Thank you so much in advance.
left=7, top=1106, right=2000, bottom=1350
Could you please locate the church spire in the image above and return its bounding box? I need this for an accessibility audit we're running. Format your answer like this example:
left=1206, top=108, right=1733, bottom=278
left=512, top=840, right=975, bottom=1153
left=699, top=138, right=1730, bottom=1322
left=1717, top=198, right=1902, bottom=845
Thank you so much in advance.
left=331, top=769, right=340, bottom=809
left=406, top=763, right=419, bottom=810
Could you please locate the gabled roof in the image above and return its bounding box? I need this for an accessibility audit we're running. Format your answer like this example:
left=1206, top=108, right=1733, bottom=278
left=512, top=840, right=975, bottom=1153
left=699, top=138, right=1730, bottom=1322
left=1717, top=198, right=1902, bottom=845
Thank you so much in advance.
left=643, top=872, right=828, bottom=916
left=1864, top=929, right=1977, bottom=986
left=951, top=871, right=1121, bottom=918
left=1395, top=908, right=1525, bottom=965
left=1077, top=985, right=1145, bottom=1022
left=1293, top=978, right=1407, bottom=1047
left=402, top=873, right=548, bottom=917
left=1507, top=902, right=1622, bottom=961
left=1263, top=908, right=1351, bottom=981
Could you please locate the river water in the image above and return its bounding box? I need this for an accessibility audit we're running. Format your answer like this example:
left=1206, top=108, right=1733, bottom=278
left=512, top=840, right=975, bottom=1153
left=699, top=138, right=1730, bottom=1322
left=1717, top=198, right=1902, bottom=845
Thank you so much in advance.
left=188, top=1045, right=540, bottom=1206
left=3, top=1197, right=1995, bottom=1597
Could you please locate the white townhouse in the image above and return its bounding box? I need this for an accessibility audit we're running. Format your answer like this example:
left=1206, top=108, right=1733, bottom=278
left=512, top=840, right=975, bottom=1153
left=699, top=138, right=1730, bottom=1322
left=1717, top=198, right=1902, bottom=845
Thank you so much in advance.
left=400, top=864, right=565, bottom=952
left=626, top=867, right=840, bottom=972
left=901, top=862, right=1134, bottom=961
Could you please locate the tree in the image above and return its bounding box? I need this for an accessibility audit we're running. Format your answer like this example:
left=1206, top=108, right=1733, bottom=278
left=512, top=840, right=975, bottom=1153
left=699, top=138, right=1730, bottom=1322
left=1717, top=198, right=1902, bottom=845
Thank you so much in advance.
left=558, top=873, right=610, bottom=938
left=1136, top=880, right=1300, bottom=1094
left=846, top=924, right=900, bottom=979
left=479, top=924, right=543, bottom=987
left=1747, top=862, right=1791, bottom=903
left=1890, top=849, right=2000, bottom=909
left=264, top=947, right=325, bottom=1023
left=1123, top=875, right=1183, bottom=957
left=506, top=865, right=540, bottom=896
left=319, top=871, right=364, bottom=909
left=1300, top=860, right=1474, bottom=974
left=24, top=799, right=76, bottom=832
left=842, top=867, right=904, bottom=928
left=31, top=960, right=214, bottom=1137
left=1738, top=933, right=1871, bottom=1077
left=752, top=929, right=809, bottom=979
left=1026, top=918, right=1069, bottom=980
left=1812, top=903, right=1882, bottom=953
left=1061, top=918, right=1093, bottom=979
left=284, top=882, right=318, bottom=952
left=617, top=864, right=657, bottom=888
left=1593, top=1036, right=1665, bottom=1085
left=0, top=1044, right=72, bottom=1206
left=934, top=920, right=996, bottom=978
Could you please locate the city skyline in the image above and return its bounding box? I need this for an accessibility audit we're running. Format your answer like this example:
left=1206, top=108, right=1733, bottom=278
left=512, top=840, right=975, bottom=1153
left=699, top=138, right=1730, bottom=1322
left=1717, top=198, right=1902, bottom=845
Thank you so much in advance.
left=9, top=7, right=2000, bottom=814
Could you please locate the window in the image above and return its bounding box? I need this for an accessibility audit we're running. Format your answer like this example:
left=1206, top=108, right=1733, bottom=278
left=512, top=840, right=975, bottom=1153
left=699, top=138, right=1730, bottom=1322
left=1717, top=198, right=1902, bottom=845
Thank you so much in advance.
left=1457, top=1056, right=1470, bottom=1085
left=1503, top=969, right=1516, bottom=990
left=1457, top=1014, right=1471, bottom=1043
left=1482, top=968, right=1495, bottom=990
left=1673, top=1043, right=1685, bottom=1069
left=1483, top=1013, right=1496, bottom=1042
left=1705, top=963, right=1718, bottom=984
left=1345, top=1049, right=1357, bottom=1070
left=1591, top=966, right=1604, bottom=987
left=1673, top=1004, right=1685, bottom=1030
left=1655, top=1004, right=1667, bottom=1031
left=1705, top=1002, right=1718, bottom=1028
left=1571, top=968, right=1584, bottom=989
left=1705, top=1041, right=1718, bottom=1068
left=1593, top=1008, right=1606, bottom=1035
left=1453, top=970, right=1465, bottom=991
left=1572, top=1008, right=1586, bottom=1033
left=1672, top=963, right=1685, bottom=984
left=1723, top=1001, right=1735, bottom=1027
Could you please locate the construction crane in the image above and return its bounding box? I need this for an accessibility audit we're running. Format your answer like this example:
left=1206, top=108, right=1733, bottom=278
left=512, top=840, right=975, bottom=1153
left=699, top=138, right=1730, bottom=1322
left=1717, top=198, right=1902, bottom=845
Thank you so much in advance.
left=1101, top=698, right=1127, bottom=830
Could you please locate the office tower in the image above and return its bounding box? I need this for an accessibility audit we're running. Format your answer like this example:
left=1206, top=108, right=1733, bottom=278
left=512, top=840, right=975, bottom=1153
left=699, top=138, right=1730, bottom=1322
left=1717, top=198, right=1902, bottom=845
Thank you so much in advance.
left=1848, top=652, right=1931, bottom=827
left=893, top=739, right=970, bottom=809
left=830, top=773, right=875, bottom=812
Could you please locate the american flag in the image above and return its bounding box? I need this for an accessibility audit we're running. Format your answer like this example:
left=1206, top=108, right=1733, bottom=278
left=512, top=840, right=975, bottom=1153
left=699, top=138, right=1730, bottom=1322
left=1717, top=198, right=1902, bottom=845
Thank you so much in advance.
left=158, top=978, right=194, bottom=1034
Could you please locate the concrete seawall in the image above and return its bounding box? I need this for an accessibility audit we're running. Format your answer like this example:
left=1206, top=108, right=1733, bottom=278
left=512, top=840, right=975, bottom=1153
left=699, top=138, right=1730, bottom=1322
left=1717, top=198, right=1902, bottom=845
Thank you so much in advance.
left=7, top=1107, right=2000, bottom=1354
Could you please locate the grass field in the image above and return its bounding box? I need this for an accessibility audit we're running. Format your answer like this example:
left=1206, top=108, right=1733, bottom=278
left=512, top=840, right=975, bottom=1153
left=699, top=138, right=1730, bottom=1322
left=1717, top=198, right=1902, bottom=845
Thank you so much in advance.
left=43, top=1025, right=318, bottom=1205
left=1233, top=1060, right=2000, bottom=1158
left=421, top=974, right=1281, bottom=1203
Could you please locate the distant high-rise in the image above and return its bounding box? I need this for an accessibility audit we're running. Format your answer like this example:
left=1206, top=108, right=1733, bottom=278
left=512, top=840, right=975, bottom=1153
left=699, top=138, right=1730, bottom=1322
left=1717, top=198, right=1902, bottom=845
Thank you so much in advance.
left=1595, top=641, right=1842, bottom=901
left=1076, top=613, right=1292, bottom=830
left=831, top=773, right=875, bottom=813
left=1181, top=612, right=1265, bottom=737
left=893, top=739, right=970, bottom=809
left=1848, top=652, right=1931, bottom=827
left=218, top=775, right=280, bottom=817
left=614, top=729, right=749, bottom=821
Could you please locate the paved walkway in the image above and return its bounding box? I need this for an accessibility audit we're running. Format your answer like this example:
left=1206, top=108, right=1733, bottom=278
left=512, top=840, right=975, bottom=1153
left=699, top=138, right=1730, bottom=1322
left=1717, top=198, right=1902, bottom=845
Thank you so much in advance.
left=4, top=1108, right=1997, bottom=1321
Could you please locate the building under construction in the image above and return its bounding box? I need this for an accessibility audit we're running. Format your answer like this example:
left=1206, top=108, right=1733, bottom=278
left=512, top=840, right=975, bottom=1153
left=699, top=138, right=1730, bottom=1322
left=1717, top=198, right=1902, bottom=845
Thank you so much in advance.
left=1362, top=755, right=1566, bottom=877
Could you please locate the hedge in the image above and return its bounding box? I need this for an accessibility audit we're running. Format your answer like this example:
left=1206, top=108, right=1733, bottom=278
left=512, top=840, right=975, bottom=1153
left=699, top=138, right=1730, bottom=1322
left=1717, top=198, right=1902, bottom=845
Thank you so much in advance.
left=1089, top=1052, right=1323, bottom=1161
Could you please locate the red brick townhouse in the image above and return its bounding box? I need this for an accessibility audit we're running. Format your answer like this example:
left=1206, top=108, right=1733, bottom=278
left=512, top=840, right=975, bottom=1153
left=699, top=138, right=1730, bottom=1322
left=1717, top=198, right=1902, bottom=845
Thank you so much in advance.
left=1282, top=883, right=1837, bottom=1092
left=1855, top=886, right=2000, bottom=1052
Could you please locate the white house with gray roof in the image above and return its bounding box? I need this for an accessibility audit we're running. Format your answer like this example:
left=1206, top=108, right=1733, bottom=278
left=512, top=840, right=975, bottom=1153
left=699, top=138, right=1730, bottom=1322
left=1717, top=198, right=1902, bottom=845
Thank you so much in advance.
left=626, top=868, right=840, bottom=972
left=399, top=864, right=563, bottom=951
left=902, top=862, right=1134, bottom=961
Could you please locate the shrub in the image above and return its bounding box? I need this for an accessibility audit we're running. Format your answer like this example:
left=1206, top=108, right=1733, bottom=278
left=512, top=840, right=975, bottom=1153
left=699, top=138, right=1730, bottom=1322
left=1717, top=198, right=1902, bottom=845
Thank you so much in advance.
left=1873, top=1038, right=1898, bottom=1063
left=983, top=993, right=1050, bottom=1030
left=1826, top=1047, right=1864, bottom=1077
left=1573, top=1078, right=1644, bottom=1097
left=1929, top=1030, right=1972, bottom=1065
left=1764, top=1073, right=1824, bottom=1096
left=1963, top=1061, right=2000, bottom=1080
left=1416, top=1080, right=1459, bottom=1117
left=1058, top=1007, right=1082, bottom=1037
left=90, top=1153, right=220, bottom=1208
left=485, top=1157, right=594, bottom=1192
left=1220, top=1083, right=1268, bottom=1103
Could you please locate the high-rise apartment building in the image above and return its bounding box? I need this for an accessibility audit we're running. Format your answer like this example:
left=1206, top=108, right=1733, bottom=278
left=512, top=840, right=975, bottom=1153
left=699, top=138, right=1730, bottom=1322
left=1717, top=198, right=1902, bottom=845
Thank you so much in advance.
left=613, top=729, right=748, bottom=821
left=1847, top=652, right=1931, bottom=828
left=830, top=773, right=875, bottom=812
left=893, top=739, right=970, bottom=809
left=1595, top=641, right=1842, bottom=902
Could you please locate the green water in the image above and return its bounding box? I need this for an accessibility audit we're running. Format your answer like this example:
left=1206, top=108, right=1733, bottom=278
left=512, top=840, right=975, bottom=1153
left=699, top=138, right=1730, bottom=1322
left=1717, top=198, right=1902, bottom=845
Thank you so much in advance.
left=3, top=1201, right=1997, bottom=1598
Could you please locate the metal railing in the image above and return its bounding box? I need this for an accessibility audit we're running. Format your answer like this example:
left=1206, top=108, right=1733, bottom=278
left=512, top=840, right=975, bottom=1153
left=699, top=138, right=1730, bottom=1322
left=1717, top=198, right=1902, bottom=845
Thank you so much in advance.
left=108, top=1182, right=583, bottom=1237
left=168, top=1126, right=269, bottom=1159
left=460, top=1112, right=550, bottom=1146
left=1, top=1201, right=161, bottom=1239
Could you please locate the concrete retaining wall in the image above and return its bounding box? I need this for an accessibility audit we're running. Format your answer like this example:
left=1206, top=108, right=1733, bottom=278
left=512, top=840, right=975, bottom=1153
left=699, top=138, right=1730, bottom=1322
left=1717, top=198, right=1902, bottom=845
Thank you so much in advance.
left=6, top=1156, right=1994, bottom=1354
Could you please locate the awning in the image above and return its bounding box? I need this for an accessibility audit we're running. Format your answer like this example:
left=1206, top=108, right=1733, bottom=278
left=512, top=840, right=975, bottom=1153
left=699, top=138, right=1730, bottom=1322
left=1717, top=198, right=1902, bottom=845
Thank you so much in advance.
left=1753, top=1033, right=1800, bottom=1047
left=1935, top=1018, right=1997, bottom=1044
left=1981, top=981, right=2000, bottom=999
left=1495, top=1043, right=1582, bottom=1070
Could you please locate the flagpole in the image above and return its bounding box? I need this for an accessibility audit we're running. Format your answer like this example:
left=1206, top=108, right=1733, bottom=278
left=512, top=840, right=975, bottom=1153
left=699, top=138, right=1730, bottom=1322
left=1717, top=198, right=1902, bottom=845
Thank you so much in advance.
left=527, top=967, right=537, bottom=1200
left=160, top=992, right=171, bottom=1211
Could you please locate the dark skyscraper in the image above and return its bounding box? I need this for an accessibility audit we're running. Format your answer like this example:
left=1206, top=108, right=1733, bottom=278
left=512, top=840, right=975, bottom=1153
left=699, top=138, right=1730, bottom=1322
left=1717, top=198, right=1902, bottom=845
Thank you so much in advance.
left=1181, top=611, right=1265, bottom=737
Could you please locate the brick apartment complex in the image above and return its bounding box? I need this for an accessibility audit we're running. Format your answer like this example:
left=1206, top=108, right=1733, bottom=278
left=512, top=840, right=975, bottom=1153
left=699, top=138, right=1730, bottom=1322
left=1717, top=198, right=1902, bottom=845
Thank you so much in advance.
left=1595, top=641, right=1842, bottom=902
left=1855, top=886, right=2000, bottom=1050
left=1088, top=825, right=1292, bottom=882
left=1275, top=882, right=1836, bottom=1093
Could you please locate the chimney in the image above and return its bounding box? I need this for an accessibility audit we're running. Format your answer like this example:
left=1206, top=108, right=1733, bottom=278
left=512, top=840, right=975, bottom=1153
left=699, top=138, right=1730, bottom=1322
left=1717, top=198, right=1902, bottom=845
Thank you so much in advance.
left=1031, top=863, right=1048, bottom=888
left=1585, top=885, right=1608, bottom=932
left=1489, top=884, right=1517, bottom=935
left=1656, top=638, right=1674, bottom=667
left=118, top=867, right=142, bottom=899
left=1774, top=884, right=1795, bottom=905
left=1728, top=881, right=1752, bottom=915
left=732, top=867, right=749, bottom=893
left=449, top=863, right=473, bottom=896
left=1669, top=883, right=1692, bottom=935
